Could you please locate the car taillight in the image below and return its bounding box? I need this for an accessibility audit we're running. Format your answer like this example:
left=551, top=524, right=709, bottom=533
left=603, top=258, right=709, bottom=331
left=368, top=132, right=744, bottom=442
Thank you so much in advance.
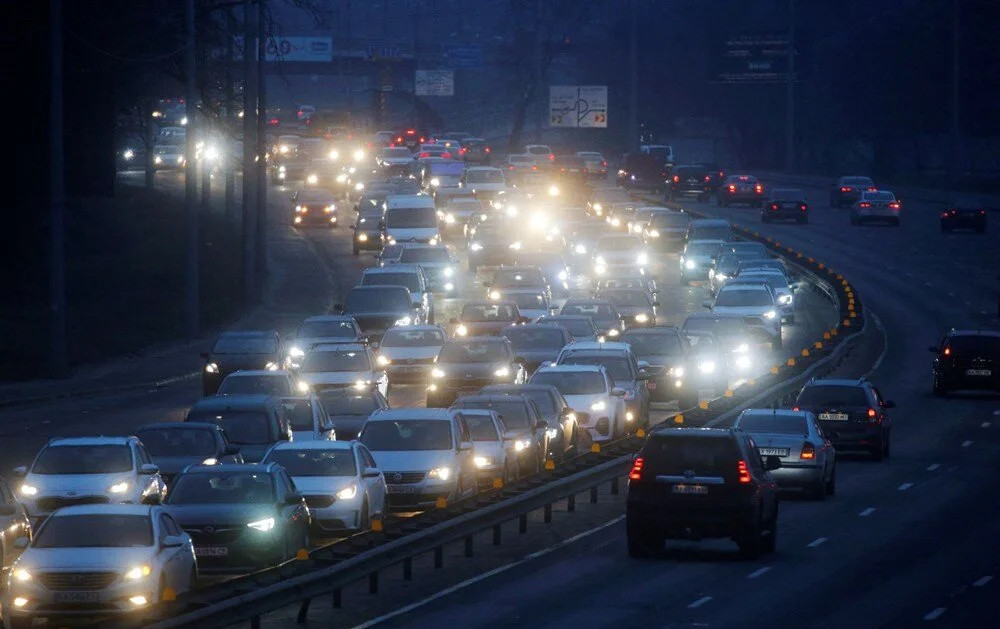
left=943, top=346, right=951, bottom=356
left=441, top=152, right=452, bottom=159
left=532, top=165, right=538, bottom=171
left=508, top=165, right=515, bottom=170
left=673, top=175, right=680, bottom=183
left=737, top=460, right=751, bottom=484
left=755, top=184, right=763, bottom=193
left=799, top=204, right=808, bottom=211
left=485, top=147, right=492, bottom=153
left=418, top=152, right=430, bottom=158
left=728, top=184, right=736, bottom=192
left=704, top=175, right=711, bottom=182
left=406, top=129, right=416, bottom=135
left=459, top=147, right=467, bottom=154
left=560, top=167, right=566, bottom=172
left=601, top=160, right=607, bottom=167
left=840, top=186, right=851, bottom=192
left=859, top=202, right=872, bottom=208
left=719, top=171, right=724, bottom=178
left=867, top=407, right=878, bottom=421
left=548, top=154, right=555, bottom=161
left=867, top=187, right=878, bottom=192
left=979, top=209, right=986, bottom=214
left=889, top=202, right=900, bottom=210
left=419, top=137, right=427, bottom=143
left=396, top=137, right=403, bottom=143
left=628, top=457, right=644, bottom=481
left=792, top=405, right=800, bottom=411
left=771, top=203, right=780, bottom=210
left=800, top=442, right=815, bottom=460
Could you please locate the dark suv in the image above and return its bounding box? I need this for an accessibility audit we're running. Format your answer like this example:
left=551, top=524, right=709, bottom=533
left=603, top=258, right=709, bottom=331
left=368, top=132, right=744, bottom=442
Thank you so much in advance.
left=667, top=165, right=712, bottom=202
left=793, top=378, right=894, bottom=460
left=929, top=330, right=1000, bottom=395
left=626, top=427, right=780, bottom=559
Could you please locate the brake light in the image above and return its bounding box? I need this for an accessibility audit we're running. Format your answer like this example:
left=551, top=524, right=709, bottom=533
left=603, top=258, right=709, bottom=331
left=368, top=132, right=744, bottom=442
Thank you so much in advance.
left=395, top=137, right=403, bottom=143
left=799, top=204, right=808, bottom=211
left=728, top=184, right=736, bottom=192
left=531, top=165, right=538, bottom=171
left=673, top=175, right=680, bottom=183
left=792, top=406, right=800, bottom=411
left=867, top=407, right=877, bottom=419
left=441, top=152, right=452, bottom=159
left=704, top=175, right=711, bottom=182
left=268, top=118, right=278, bottom=125
left=548, top=154, right=555, bottom=161
left=628, top=457, right=644, bottom=481
left=755, top=184, right=763, bottom=193
left=459, top=147, right=467, bottom=154
left=943, top=346, right=951, bottom=356
left=867, top=186, right=878, bottom=192
left=771, top=203, right=780, bottom=211
left=560, top=167, right=566, bottom=172
left=601, top=160, right=607, bottom=167
left=419, top=137, right=426, bottom=143
left=406, top=129, right=416, bottom=135
left=418, top=152, right=430, bottom=158
left=719, top=171, right=724, bottom=178
left=485, top=147, right=491, bottom=153
left=889, top=202, right=900, bottom=210
left=296, top=110, right=303, bottom=116
left=800, top=442, right=815, bottom=459
left=737, top=460, right=751, bottom=484
left=508, top=165, right=515, bottom=170
left=840, top=187, right=851, bottom=192
left=858, top=202, right=872, bottom=209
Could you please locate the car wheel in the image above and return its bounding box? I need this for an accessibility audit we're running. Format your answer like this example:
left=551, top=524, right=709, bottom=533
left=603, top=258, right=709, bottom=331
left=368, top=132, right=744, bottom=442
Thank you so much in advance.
left=870, top=440, right=885, bottom=462
left=825, top=464, right=836, bottom=495
left=933, top=375, right=947, bottom=397
left=811, top=473, right=826, bottom=501
left=883, top=431, right=891, bottom=458
left=738, top=514, right=763, bottom=559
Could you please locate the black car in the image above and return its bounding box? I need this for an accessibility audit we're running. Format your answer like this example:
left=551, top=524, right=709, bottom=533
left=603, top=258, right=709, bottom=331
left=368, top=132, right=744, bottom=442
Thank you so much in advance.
left=600, top=288, right=658, bottom=328
left=626, top=427, right=780, bottom=559
left=185, top=395, right=292, bottom=463
left=427, top=337, right=526, bottom=407
left=716, top=174, right=764, bottom=207
left=352, top=206, right=385, bottom=254
left=201, top=331, right=283, bottom=396
left=478, top=383, right=582, bottom=461
left=619, top=327, right=699, bottom=408
left=452, top=301, right=526, bottom=337
left=393, top=127, right=429, bottom=151
left=939, top=206, right=987, bottom=233
left=552, top=155, right=589, bottom=185
left=333, top=285, right=422, bottom=342
left=560, top=299, right=625, bottom=339
left=829, top=175, right=876, bottom=208
left=487, top=266, right=552, bottom=303
left=617, top=153, right=667, bottom=191
left=667, top=165, right=712, bottom=202
left=316, top=388, right=390, bottom=440
left=762, top=188, right=809, bottom=224
left=697, top=162, right=725, bottom=191
left=793, top=378, right=894, bottom=460
left=450, top=394, right=548, bottom=474
left=501, top=323, right=573, bottom=373
left=164, top=463, right=310, bottom=574
left=467, top=222, right=515, bottom=272
left=291, top=188, right=338, bottom=227
left=135, top=422, right=242, bottom=486
left=461, top=138, right=492, bottom=164
left=930, top=330, right=1000, bottom=395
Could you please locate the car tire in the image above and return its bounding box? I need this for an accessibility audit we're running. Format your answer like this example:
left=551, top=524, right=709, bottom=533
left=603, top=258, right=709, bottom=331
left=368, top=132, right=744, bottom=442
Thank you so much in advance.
left=825, top=464, right=836, bottom=495
left=870, top=440, right=885, bottom=462
left=811, top=474, right=826, bottom=501
left=360, top=497, right=370, bottom=531
left=738, top=515, right=763, bottom=559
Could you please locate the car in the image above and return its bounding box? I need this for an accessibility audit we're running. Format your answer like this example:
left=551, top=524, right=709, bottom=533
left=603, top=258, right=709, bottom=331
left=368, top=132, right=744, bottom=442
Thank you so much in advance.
left=487, top=266, right=551, bottom=302
left=297, top=343, right=388, bottom=398
left=626, top=206, right=669, bottom=235
left=524, top=144, right=555, bottom=168
left=617, top=153, right=667, bottom=191
left=286, top=316, right=364, bottom=368
left=489, top=288, right=552, bottom=320
left=717, top=174, right=764, bottom=207
left=552, top=155, right=589, bottom=186
left=135, top=423, right=242, bottom=485
left=706, top=281, right=782, bottom=350
left=5, top=505, right=196, bottom=627
left=383, top=194, right=441, bottom=245
left=439, top=196, right=484, bottom=237
left=698, top=162, right=726, bottom=191
left=606, top=201, right=641, bottom=230
left=467, top=221, right=515, bottom=272
left=626, top=427, right=780, bottom=558
left=459, top=138, right=491, bottom=164
left=560, top=299, right=625, bottom=339
left=535, top=314, right=602, bottom=343
left=762, top=188, right=809, bottom=224
left=281, top=395, right=336, bottom=441
left=505, top=154, right=541, bottom=184
left=619, top=327, right=700, bottom=407
left=599, top=288, right=658, bottom=328
left=511, top=251, right=573, bottom=297
left=352, top=204, right=386, bottom=254
left=734, top=270, right=795, bottom=323
left=554, top=341, right=650, bottom=428
left=377, top=242, right=405, bottom=267
left=643, top=210, right=690, bottom=252
left=421, top=157, right=464, bottom=192
left=152, top=144, right=185, bottom=170
left=201, top=331, right=283, bottom=396
left=830, top=175, right=876, bottom=207
left=451, top=301, right=526, bottom=337
left=377, top=146, right=416, bottom=174
left=667, top=165, right=712, bottom=202
left=359, top=408, right=477, bottom=510
left=793, top=378, right=894, bottom=460
left=929, top=329, right=1000, bottom=395
left=639, top=144, right=675, bottom=169
left=529, top=364, right=627, bottom=443
left=575, top=151, right=608, bottom=178
left=0, top=476, right=31, bottom=569
left=679, top=239, right=725, bottom=285
left=185, top=394, right=292, bottom=462
left=361, top=264, right=433, bottom=324
left=163, top=463, right=310, bottom=573
left=688, top=218, right=734, bottom=242
left=478, top=383, right=582, bottom=462
left=427, top=336, right=526, bottom=407
left=262, top=441, right=385, bottom=535
left=593, top=272, right=658, bottom=300
left=940, top=205, right=987, bottom=233
left=377, top=325, right=448, bottom=389
left=217, top=369, right=301, bottom=397
left=398, top=243, right=460, bottom=296
left=460, top=166, right=507, bottom=202
left=451, top=395, right=548, bottom=475
left=316, top=388, right=389, bottom=441
left=850, top=190, right=902, bottom=226
left=455, top=410, right=519, bottom=487
left=303, top=159, right=338, bottom=189
left=501, top=323, right=573, bottom=374
left=333, top=285, right=423, bottom=342
left=13, top=437, right=166, bottom=522
left=392, top=128, right=429, bottom=152
left=682, top=312, right=764, bottom=376
left=587, top=187, right=630, bottom=218
left=709, top=251, right=767, bottom=295
left=733, top=409, right=836, bottom=498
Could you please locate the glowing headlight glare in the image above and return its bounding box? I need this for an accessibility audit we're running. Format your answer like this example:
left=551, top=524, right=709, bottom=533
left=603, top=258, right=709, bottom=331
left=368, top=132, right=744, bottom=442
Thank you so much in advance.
left=473, top=456, right=494, bottom=468
left=637, top=253, right=648, bottom=265
left=123, top=149, right=135, bottom=160
left=264, top=361, right=279, bottom=371
left=247, top=517, right=275, bottom=531
left=335, top=173, right=348, bottom=183
left=20, top=484, right=37, bottom=496
left=428, top=466, right=452, bottom=481
left=763, top=310, right=777, bottom=320
left=444, top=213, right=455, bottom=224
left=469, top=243, right=483, bottom=251
left=606, top=328, right=620, bottom=337
left=734, top=343, right=750, bottom=354
left=307, top=174, right=318, bottom=184
left=590, top=401, right=606, bottom=412
left=685, top=260, right=696, bottom=270
left=456, top=324, right=468, bottom=336
left=108, top=481, right=129, bottom=494
left=297, top=381, right=311, bottom=393
left=394, top=316, right=412, bottom=326
left=13, top=569, right=31, bottom=582
left=430, top=177, right=441, bottom=187
left=337, top=484, right=358, bottom=500
left=376, top=355, right=391, bottom=366
left=289, top=347, right=305, bottom=358
left=494, top=367, right=510, bottom=378
left=698, top=360, right=716, bottom=374
left=489, top=290, right=501, bottom=300
left=354, top=182, right=365, bottom=191
left=205, top=362, right=219, bottom=373
left=125, top=565, right=152, bottom=580
left=328, top=150, right=340, bottom=160
left=778, top=294, right=793, bottom=305
left=513, top=439, right=530, bottom=452
left=13, top=597, right=29, bottom=608
left=634, top=313, right=649, bottom=323
left=353, top=149, right=365, bottom=162
left=357, top=233, right=368, bottom=241
left=734, top=354, right=752, bottom=370
left=431, top=368, right=446, bottom=378
left=129, top=595, right=149, bottom=607
left=545, top=428, right=558, bottom=439
left=202, top=457, right=218, bottom=465
left=443, top=267, right=454, bottom=277
left=649, top=229, right=660, bottom=237
left=574, top=244, right=587, bottom=254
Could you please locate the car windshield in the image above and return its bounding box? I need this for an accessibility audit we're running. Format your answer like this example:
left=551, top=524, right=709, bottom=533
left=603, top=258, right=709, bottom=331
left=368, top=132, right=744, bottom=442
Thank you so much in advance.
left=684, top=317, right=746, bottom=339
left=531, top=371, right=606, bottom=395
left=34, top=515, right=153, bottom=548
left=454, top=400, right=531, bottom=431
left=691, top=226, right=732, bottom=240
left=186, top=410, right=273, bottom=445
left=604, top=291, right=651, bottom=307
left=539, top=318, right=593, bottom=337
left=737, top=413, right=809, bottom=435
left=740, top=261, right=785, bottom=274
left=559, top=356, right=632, bottom=381
left=461, top=303, right=517, bottom=321
left=463, top=414, right=500, bottom=441
left=430, top=162, right=464, bottom=175
left=502, top=293, right=547, bottom=310
left=266, top=449, right=357, bottom=477
left=298, top=320, right=356, bottom=339
left=685, top=242, right=722, bottom=256
left=137, top=428, right=216, bottom=457
left=381, top=328, right=445, bottom=347
left=363, top=272, right=421, bottom=293
left=597, top=237, right=641, bottom=251
left=494, top=269, right=545, bottom=286
left=319, top=392, right=378, bottom=416
left=715, top=288, right=773, bottom=307
left=796, top=385, right=870, bottom=407
left=620, top=332, right=683, bottom=356
left=212, top=336, right=276, bottom=354
left=32, top=445, right=133, bottom=474
left=218, top=374, right=290, bottom=396
left=466, top=170, right=504, bottom=183
left=561, top=302, right=615, bottom=319
left=301, top=350, right=371, bottom=373
left=386, top=207, right=437, bottom=228
left=361, top=420, right=453, bottom=451
left=399, top=247, right=451, bottom=263
left=717, top=255, right=755, bottom=273
left=438, top=341, right=506, bottom=363
left=509, top=156, right=533, bottom=164
left=168, top=472, right=275, bottom=504
left=865, top=191, right=896, bottom=202
left=281, top=399, right=318, bottom=431
left=345, top=288, right=410, bottom=312
left=503, top=327, right=565, bottom=349
left=741, top=274, right=790, bottom=291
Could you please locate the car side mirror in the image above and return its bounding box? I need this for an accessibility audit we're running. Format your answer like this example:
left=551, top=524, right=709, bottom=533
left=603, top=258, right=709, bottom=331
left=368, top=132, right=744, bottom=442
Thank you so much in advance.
left=637, top=360, right=650, bottom=370
left=285, top=493, right=304, bottom=505
left=702, top=300, right=713, bottom=310
left=140, top=463, right=160, bottom=475
left=14, top=537, right=29, bottom=549
left=764, top=455, right=782, bottom=471
left=161, top=534, right=185, bottom=549
left=927, top=345, right=939, bottom=353
left=611, top=387, right=626, bottom=397
left=363, top=466, right=381, bottom=478
left=223, top=444, right=240, bottom=456
left=0, top=505, right=16, bottom=516
left=535, top=419, right=548, bottom=431
left=142, top=493, right=162, bottom=505
left=883, top=400, right=896, bottom=408
left=332, top=304, right=345, bottom=314
left=12, top=465, right=26, bottom=477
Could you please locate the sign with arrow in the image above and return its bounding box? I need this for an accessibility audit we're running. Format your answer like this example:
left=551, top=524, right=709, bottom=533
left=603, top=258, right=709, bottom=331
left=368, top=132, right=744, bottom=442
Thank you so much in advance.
left=549, top=85, right=608, bottom=128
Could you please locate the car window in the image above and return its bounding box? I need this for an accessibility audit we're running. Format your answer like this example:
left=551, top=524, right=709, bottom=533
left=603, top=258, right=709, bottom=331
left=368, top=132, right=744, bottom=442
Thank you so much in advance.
left=187, top=410, right=274, bottom=445
left=360, top=446, right=377, bottom=469
left=32, top=445, right=134, bottom=475
left=457, top=417, right=472, bottom=444
left=737, top=413, right=808, bottom=435
left=136, top=445, right=153, bottom=466
left=642, top=436, right=739, bottom=477
left=361, top=420, right=455, bottom=451
left=796, top=385, right=869, bottom=407
left=266, top=449, right=357, bottom=477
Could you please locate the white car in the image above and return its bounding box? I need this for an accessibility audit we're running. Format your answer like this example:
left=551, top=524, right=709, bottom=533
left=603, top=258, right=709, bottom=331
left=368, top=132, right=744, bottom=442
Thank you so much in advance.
left=5, top=504, right=196, bottom=626
left=575, top=151, right=607, bottom=178
left=529, top=364, right=627, bottom=442
left=734, top=269, right=795, bottom=323
left=378, top=146, right=416, bottom=169
left=524, top=144, right=555, bottom=168
left=217, top=369, right=303, bottom=396
left=593, top=234, right=650, bottom=275
left=456, top=409, right=520, bottom=488
left=262, top=441, right=387, bottom=534
left=488, top=288, right=552, bottom=320
left=679, top=238, right=725, bottom=284
left=286, top=315, right=364, bottom=368
left=359, top=409, right=477, bottom=510
left=360, top=264, right=433, bottom=324
left=281, top=395, right=336, bottom=441
left=377, top=325, right=448, bottom=388
left=460, top=167, right=507, bottom=199
left=13, top=437, right=166, bottom=521
left=298, top=343, right=388, bottom=398
left=707, top=281, right=782, bottom=350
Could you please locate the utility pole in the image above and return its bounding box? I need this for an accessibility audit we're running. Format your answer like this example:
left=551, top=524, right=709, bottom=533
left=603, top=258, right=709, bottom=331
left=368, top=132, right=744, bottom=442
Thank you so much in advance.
left=224, top=8, right=236, bottom=224
left=784, top=0, right=795, bottom=173
left=950, top=0, right=961, bottom=180
left=628, top=0, right=638, bottom=151
left=242, top=0, right=258, bottom=303
left=183, top=0, right=200, bottom=337
left=48, top=0, right=68, bottom=377
left=144, top=98, right=155, bottom=189
left=255, top=0, right=268, bottom=286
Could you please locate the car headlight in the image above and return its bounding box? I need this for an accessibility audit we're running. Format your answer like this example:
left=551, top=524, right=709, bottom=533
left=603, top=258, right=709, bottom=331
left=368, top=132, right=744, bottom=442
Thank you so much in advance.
left=513, top=439, right=531, bottom=452
left=297, top=381, right=311, bottom=393
left=337, top=484, right=358, bottom=500
left=545, top=428, right=559, bottom=439
left=247, top=517, right=275, bottom=532
left=494, top=367, right=510, bottom=378
left=444, top=282, right=455, bottom=291
left=428, top=466, right=452, bottom=481
left=394, top=316, right=412, bottom=326
left=376, top=355, right=391, bottom=366
left=202, top=457, right=218, bottom=465
left=509, top=241, right=522, bottom=250
left=278, top=165, right=287, bottom=172
left=590, top=400, right=606, bottom=412
left=456, top=324, right=468, bottom=336
left=595, top=256, right=606, bottom=266
left=108, top=481, right=130, bottom=494
left=354, top=182, right=365, bottom=191
left=307, top=174, right=318, bottom=184
left=610, top=217, right=621, bottom=227
left=124, top=565, right=152, bottom=580
left=279, top=145, right=290, bottom=154
left=649, top=229, right=660, bottom=238
left=353, top=149, right=366, bottom=162
left=778, top=294, right=793, bottom=305
left=357, top=233, right=368, bottom=241
left=123, top=149, right=135, bottom=160
left=489, top=290, right=501, bottom=300
left=180, top=116, right=188, bottom=126
left=443, top=267, right=454, bottom=277
left=325, top=204, right=336, bottom=213
left=574, top=244, right=587, bottom=254
left=634, top=313, right=649, bottom=323
left=430, top=368, right=447, bottom=380
left=698, top=360, right=716, bottom=374
left=733, top=343, right=749, bottom=354
left=637, top=253, right=649, bottom=265
left=444, top=213, right=455, bottom=224
left=473, top=456, right=494, bottom=468
left=289, top=347, right=305, bottom=358
left=328, top=150, right=340, bottom=160
left=264, top=361, right=279, bottom=371
left=763, top=310, right=777, bottom=320
left=469, top=242, right=483, bottom=251
left=669, top=366, right=685, bottom=377
left=336, top=173, right=348, bottom=183
left=153, top=156, right=162, bottom=164
left=558, top=270, right=568, bottom=281
left=548, top=185, right=560, bottom=197
left=387, top=237, right=397, bottom=245
left=205, top=362, right=219, bottom=373
left=13, top=569, right=32, bottom=582
left=593, top=203, right=603, bottom=214
left=685, top=259, right=696, bottom=270
left=734, top=354, right=752, bottom=370
left=19, top=484, right=37, bottom=497
left=430, top=177, right=441, bottom=187
left=606, top=328, right=620, bottom=337
left=715, top=273, right=728, bottom=282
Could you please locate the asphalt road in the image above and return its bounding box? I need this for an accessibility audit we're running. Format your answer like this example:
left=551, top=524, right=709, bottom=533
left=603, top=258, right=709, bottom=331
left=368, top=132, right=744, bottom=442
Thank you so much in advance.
left=329, top=181, right=999, bottom=629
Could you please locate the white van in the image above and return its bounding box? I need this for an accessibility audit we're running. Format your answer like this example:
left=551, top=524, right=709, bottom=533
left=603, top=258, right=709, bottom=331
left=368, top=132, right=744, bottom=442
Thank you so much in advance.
left=383, top=194, right=440, bottom=245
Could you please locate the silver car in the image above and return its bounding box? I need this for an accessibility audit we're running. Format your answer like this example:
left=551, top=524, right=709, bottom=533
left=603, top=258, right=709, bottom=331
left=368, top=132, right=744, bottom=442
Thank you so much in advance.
left=455, top=409, right=519, bottom=488
left=376, top=325, right=448, bottom=389
left=733, top=409, right=836, bottom=499
left=851, top=190, right=901, bottom=226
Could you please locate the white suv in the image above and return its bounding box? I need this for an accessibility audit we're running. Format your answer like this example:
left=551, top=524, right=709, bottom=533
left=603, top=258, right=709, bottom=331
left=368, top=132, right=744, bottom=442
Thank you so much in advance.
left=706, top=281, right=782, bottom=350
left=529, top=364, right=627, bottom=442
left=13, top=437, right=166, bottom=521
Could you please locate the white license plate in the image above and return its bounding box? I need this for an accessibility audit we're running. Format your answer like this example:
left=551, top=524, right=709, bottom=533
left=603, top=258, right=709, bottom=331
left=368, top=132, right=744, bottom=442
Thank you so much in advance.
left=671, top=484, right=708, bottom=495
left=758, top=448, right=789, bottom=457
left=387, top=485, right=416, bottom=494
left=819, top=412, right=849, bottom=421
left=966, top=369, right=992, bottom=376
left=54, top=591, right=100, bottom=603
left=195, top=546, right=229, bottom=557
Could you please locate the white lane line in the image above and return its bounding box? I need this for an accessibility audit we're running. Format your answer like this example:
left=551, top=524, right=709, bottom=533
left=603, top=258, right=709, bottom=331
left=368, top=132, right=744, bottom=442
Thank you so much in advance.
left=924, top=282, right=933, bottom=287
left=993, top=410, right=1000, bottom=416
left=862, top=310, right=889, bottom=378
left=962, top=440, right=973, bottom=447
left=923, top=607, right=947, bottom=621
left=807, top=537, right=828, bottom=547
left=983, top=422, right=991, bottom=428
left=859, top=507, right=877, bottom=517
left=948, top=292, right=955, bottom=297
left=973, top=575, right=993, bottom=587
left=747, top=567, right=772, bottom=579
left=898, top=482, right=914, bottom=491
left=927, top=463, right=941, bottom=471
left=349, top=515, right=625, bottom=629
left=688, top=596, right=713, bottom=609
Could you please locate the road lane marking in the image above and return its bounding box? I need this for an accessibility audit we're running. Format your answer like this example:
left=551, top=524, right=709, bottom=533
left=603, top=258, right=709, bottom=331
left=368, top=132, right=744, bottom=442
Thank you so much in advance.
left=862, top=311, right=889, bottom=378
left=993, top=410, right=1000, bottom=416
left=983, top=422, right=991, bottom=428
left=747, top=567, right=771, bottom=579
left=927, top=463, right=940, bottom=471
left=349, top=515, right=625, bottom=629
left=973, top=576, right=993, bottom=587
left=898, top=482, right=913, bottom=491
left=859, top=507, right=876, bottom=517
left=962, top=440, right=973, bottom=447
left=688, top=596, right=713, bottom=609
left=923, top=607, right=947, bottom=621
left=807, top=537, right=827, bottom=547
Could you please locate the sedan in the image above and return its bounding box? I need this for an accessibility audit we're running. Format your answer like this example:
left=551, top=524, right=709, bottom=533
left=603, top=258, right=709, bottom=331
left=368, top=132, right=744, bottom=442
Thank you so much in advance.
left=451, top=302, right=526, bottom=337
left=830, top=175, right=876, bottom=208
left=940, top=206, right=987, bottom=233
left=717, top=174, right=764, bottom=207
left=529, top=364, right=627, bottom=443
left=135, top=423, right=242, bottom=486
left=377, top=325, right=448, bottom=389
left=451, top=395, right=548, bottom=475
left=297, top=344, right=388, bottom=398
left=477, top=383, right=582, bottom=462
left=201, top=330, right=283, bottom=396
left=560, top=299, right=625, bottom=340
left=762, top=189, right=809, bottom=224
left=316, top=388, right=390, bottom=441
left=733, top=409, right=836, bottom=498
left=851, top=190, right=901, bottom=226
left=427, top=337, right=526, bottom=407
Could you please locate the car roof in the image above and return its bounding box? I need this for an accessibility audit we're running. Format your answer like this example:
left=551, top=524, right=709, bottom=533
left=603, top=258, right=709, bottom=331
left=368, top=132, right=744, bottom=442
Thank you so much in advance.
left=137, top=422, right=220, bottom=432
left=48, top=436, right=133, bottom=447
left=947, top=329, right=1000, bottom=338
left=49, top=504, right=154, bottom=517
left=225, top=369, right=291, bottom=377
left=445, top=335, right=508, bottom=345
left=452, top=394, right=530, bottom=405
left=182, top=463, right=279, bottom=474
left=271, top=440, right=353, bottom=451
left=481, top=383, right=559, bottom=393
left=539, top=314, right=593, bottom=321
left=364, top=264, right=422, bottom=274
left=349, top=284, right=409, bottom=292
left=620, top=326, right=681, bottom=335
left=218, top=330, right=276, bottom=339
left=369, top=408, right=456, bottom=421
left=190, top=394, right=278, bottom=410
left=562, top=341, right=630, bottom=351
left=738, top=409, right=812, bottom=419
left=535, top=363, right=605, bottom=373
left=309, top=343, right=368, bottom=353
left=384, top=324, right=446, bottom=333
left=303, top=315, right=356, bottom=324
left=806, top=378, right=867, bottom=387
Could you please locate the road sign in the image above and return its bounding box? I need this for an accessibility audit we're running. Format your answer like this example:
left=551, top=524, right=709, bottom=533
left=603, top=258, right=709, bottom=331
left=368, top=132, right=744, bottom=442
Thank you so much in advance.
left=367, top=45, right=401, bottom=60
left=549, top=85, right=607, bottom=128
left=235, top=36, right=333, bottom=62
left=443, top=44, right=484, bottom=68
left=415, top=70, right=454, bottom=96
left=715, top=33, right=794, bottom=83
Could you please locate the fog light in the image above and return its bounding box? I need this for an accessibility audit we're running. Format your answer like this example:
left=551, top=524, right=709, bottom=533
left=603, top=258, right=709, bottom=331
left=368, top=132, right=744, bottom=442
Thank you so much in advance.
left=294, top=216, right=302, bottom=224
left=625, top=411, right=634, bottom=422
left=444, top=282, right=454, bottom=291
left=13, top=597, right=28, bottom=608
left=129, top=595, right=148, bottom=607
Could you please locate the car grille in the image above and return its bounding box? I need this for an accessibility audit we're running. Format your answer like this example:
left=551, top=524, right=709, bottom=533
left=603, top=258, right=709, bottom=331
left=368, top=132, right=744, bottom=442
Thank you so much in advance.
left=36, top=496, right=109, bottom=512
left=396, top=357, right=434, bottom=365
left=184, top=526, right=245, bottom=545
left=39, top=571, right=117, bottom=590
left=445, top=378, right=492, bottom=390
left=304, top=495, right=335, bottom=508
left=386, top=471, right=426, bottom=484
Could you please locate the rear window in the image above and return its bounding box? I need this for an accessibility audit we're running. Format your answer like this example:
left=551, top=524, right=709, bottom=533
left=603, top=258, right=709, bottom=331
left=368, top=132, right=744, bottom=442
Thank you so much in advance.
left=796, top=385, right=869, bottom=408
left=736, top=413, right=808, bottom=435
left=642, top=435, right=739, bottom=475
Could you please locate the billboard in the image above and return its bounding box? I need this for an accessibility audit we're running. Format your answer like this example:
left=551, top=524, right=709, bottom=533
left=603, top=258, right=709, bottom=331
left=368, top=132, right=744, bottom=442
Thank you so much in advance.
left=415, top=70, right=454, bottom=96
left=715, top=33, right=792, bottom=83
left=549, top=86, right=607, bottom=128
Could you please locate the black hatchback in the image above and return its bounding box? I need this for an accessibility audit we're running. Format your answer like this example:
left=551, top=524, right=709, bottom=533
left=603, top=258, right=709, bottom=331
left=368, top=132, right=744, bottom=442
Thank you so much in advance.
left=201, top=331, right=282, bottom=396
left=793, top=378, right=894, bottom=460
left=930, top=330, right=1000, bottom=395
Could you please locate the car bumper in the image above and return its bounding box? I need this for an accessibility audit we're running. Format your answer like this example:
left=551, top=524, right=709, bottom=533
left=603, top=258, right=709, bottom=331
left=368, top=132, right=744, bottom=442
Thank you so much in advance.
left=938, top=369, right=1000, bottom=391
left=308, top=502, right=363, bottom=533
left=385, top=479, right=458, bottom=510
left=818, top=422, right=882, bottom=450
left=386, top=364, right=433, bottom=383
left=6, top=582, right=161, bottom=620
left=188, top=534, right=285, bottom=573
left=626, top=502, right=754, bottom=540
left=763, top=209, right=805, bottom=221
left=770, top=463, right=824, bottom=490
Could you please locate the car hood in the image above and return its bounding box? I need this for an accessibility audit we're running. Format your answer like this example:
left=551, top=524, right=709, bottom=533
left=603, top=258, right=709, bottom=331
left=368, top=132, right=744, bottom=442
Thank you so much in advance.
left=387, top=227, right=439, bottom=239
left=164, top=503, right=278, bottom=527
left=291, top=337, right=357, bottom=351
left=291, top=476, right=356, bottom=496
left=383, top=157, right=414, bottom=166
left=437, top=362, right=505, bottom=378
left=24, top=473, right=133, bottom=494
left=380, top=346, right=440, bottom=361
left=366, top=450, right=457, bottom=473
left=462, top=321, right=515, bottom=335
left=19, top=547, right=156, bottom=572
left=301, top=371, right=375, bottom=386
left=472, top=442, right=504, bottom=460
left=615, top=305, right=653, bottom=316
left=712, top=305, right=772, bottom=318
left=517, top=308, right=551, bottom=320
left=210, top=354, right=274, bottom=371
left=562, top=394, right=611, bottom=418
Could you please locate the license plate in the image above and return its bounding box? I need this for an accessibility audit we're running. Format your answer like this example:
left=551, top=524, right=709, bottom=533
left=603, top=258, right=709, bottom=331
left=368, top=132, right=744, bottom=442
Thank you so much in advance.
left=758, top=447, right=789, bottom=457
left=672, top=484, right=707, bottom=495
left=54, top=591, right=100, bottom=604
left=819, top=412, right=849, bottom=421
left=782, top=203, right=797, bottom=209
left=966, top=369, right=991, bottom=376
left=387, top=485, right=416, bottom=494
left=646, top=382, right=657, bottom=390
left=195, top=546, right=229, bottom=557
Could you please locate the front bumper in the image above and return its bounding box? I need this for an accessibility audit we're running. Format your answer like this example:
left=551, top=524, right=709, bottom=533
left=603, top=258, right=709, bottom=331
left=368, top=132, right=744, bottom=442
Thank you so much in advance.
left=7, top=580, right=160, bottom=620
left=385, top=478, right=458, bottom=510
left=305, top=497, right=363, bottom=533
left=386, top=363, right=433, bottom=384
